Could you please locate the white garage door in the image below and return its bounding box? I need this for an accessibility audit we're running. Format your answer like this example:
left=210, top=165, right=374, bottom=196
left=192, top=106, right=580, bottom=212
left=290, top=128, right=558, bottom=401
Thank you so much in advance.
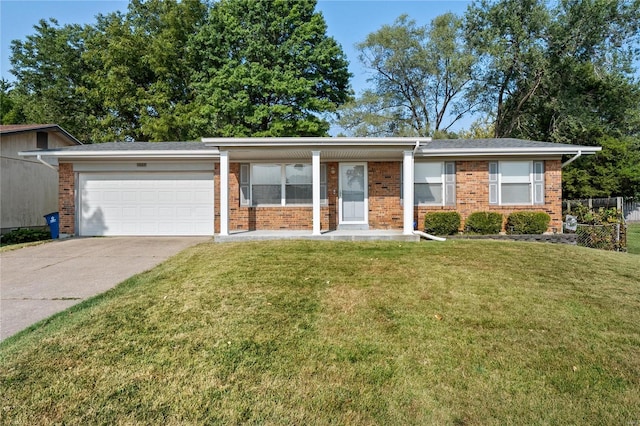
left=79, top=172, right=214, bottom=236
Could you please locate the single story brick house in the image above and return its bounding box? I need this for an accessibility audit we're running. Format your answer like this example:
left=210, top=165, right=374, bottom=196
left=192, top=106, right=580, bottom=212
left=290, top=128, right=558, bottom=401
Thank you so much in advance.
left=20, top=137, right=600, bottom=238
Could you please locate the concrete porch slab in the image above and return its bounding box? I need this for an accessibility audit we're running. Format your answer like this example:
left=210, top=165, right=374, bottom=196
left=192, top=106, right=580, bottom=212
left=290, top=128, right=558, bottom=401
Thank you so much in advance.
left=214, top=229, right=420, bottom=242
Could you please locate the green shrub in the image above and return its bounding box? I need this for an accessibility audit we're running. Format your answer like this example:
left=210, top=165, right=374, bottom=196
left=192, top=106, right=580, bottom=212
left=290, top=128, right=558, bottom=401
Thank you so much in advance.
left=423, top=212, right=461, bottom=235
left=565, top=204, right=623, bottom=225
left=0, top=228, right=51, bottom=245
left=506, top=211, right=551, bottom=234
left=464, top=212, right=503, bottom=234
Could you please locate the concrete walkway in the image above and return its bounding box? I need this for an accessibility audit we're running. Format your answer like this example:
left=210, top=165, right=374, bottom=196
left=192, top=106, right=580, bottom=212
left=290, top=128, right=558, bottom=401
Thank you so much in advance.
left=0, top=237, right=209, bottom=341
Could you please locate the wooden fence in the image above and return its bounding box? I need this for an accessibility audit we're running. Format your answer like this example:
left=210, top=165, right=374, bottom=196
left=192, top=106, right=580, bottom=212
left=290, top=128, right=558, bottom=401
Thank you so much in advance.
left=625, top=199, right=640, bottom=222
left=563, top=197, right=640, bottom=223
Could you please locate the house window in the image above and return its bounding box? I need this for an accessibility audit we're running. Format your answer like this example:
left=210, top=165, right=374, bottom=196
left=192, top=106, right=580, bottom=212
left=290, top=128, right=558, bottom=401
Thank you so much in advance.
left=252, top=164, right=282, bottom=205
left=489, top=161, right=545, bottom=205
left=240, top=163, right=327, bottom=206
left=413, top=161, right=456, bottom=206
left=285, top=164, right=312, bottom=204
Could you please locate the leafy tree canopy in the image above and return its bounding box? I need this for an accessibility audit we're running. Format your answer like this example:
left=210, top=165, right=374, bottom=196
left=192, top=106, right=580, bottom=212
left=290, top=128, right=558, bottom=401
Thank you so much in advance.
left=189, top=0, right=351, bottom=137
left=338, top=13, right=477, bottom=137
left=338, top=0, right=639, bottom=197
left=5, top=0, right=351, bottom=141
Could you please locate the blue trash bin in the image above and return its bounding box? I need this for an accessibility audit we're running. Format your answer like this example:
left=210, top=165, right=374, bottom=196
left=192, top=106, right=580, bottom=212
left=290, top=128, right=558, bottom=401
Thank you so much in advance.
left=44, top=212, right=60, bottom=239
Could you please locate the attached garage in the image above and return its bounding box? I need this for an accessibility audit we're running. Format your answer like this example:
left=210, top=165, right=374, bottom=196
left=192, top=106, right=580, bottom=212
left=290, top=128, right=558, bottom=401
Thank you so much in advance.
left=79, top=172, right=214, bottom=236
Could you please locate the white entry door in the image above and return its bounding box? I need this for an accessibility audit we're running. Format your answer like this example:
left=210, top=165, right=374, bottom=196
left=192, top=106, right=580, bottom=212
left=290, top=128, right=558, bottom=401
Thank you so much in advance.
left=79, top=172, right=214, bottom=236
left=339, top=163, right=368, bottom=224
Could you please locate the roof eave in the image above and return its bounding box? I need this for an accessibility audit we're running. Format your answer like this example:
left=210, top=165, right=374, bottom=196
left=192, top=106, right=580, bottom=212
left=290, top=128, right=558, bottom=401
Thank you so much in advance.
left=1, top=124, right=83, bottom=145
left=203, top=136, right=427, bottom=148
left=418, top=147, right=602, bottom=157
left=19, top=150, right=221, bottom=159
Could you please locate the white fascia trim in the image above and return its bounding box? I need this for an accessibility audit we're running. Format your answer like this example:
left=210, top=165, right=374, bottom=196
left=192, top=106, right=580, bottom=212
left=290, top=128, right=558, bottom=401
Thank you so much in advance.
left=202, top=137, right=429, bottom=148
left=19, top=150, right=221, bottom=160
left=417, top=147, right=602, bottom=157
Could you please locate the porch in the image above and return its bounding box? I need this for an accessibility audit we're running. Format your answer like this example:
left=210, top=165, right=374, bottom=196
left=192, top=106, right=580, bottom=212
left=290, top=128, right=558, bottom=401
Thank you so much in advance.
left=214, top=229, right=420, bottom=243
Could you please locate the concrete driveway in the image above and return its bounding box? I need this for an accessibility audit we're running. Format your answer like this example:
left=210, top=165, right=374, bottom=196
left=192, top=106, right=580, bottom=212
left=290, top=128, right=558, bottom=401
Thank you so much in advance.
left=0, top=237, right=209, bottom=341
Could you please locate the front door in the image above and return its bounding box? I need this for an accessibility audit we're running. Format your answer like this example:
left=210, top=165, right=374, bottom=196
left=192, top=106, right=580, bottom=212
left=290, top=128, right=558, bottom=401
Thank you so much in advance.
left=339, top=163, right=368, bottom=225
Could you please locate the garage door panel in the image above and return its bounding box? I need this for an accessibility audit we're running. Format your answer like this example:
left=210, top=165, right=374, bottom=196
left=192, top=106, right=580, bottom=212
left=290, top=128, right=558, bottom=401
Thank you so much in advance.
left=80, top=172, right=214, bottom=236
left=139, top=191, right=157, bottom=202
left=122, top=207, right=137, bottom=218
left=193, top=206, right=212, bottom=217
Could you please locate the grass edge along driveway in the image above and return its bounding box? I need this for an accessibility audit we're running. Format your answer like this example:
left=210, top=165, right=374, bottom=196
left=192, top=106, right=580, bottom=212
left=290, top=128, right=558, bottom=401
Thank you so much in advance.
left=1, top=239, right=639, bottom=425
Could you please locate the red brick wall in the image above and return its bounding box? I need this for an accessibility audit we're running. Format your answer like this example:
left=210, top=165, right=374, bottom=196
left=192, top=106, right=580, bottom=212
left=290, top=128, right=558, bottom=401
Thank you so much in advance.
left=368, top=162, right=403, bottom=229
left=227, top=162, right=339, bottom=231
left=58, top=158, right=563, bottom=236
left=416, top=159, right=563, bottom=233
left=223, top=161, right=405, bottom=231
left=58, top=162, right=75, bottom=235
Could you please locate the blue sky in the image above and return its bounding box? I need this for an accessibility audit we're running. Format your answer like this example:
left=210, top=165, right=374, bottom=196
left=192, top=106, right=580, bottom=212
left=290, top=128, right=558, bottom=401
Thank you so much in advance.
left=0, top=0, right=472, bottom=131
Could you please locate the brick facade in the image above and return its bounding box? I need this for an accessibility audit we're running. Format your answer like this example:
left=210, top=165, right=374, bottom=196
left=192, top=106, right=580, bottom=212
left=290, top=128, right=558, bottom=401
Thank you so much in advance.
left=58, top=158, right=563, bottom=236
left=367, top=162, right=403, bottom=229
left=58, top=162, right=75, bottom=235
left=415, top=159, right=563, bottom=233
left=226, top=162, right=340, bottom=231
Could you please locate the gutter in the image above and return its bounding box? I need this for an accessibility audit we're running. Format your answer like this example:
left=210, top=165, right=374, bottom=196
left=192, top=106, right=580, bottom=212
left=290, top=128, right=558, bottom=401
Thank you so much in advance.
left=418, top=147, right=601, bottom=157
left=561, top=150, right=582, bottom=168
left=36, top=154, right=58, bottom=171
left=20, top=150, right=221, bottom=160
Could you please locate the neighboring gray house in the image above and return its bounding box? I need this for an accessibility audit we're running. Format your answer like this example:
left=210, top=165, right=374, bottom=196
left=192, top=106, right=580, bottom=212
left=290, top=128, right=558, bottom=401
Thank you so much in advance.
left=1, top=124, right=82, bottom=233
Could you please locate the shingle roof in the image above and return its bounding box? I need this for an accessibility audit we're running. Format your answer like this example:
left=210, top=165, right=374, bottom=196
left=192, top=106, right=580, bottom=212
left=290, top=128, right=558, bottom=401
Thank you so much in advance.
left=19, top=138, right=600, bottom=159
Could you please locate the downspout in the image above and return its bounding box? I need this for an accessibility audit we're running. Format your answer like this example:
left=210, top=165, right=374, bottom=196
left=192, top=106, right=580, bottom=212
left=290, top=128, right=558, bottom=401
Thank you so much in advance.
left=561, top=150, right=582, bottom=168
left=410, top=139, right=447, bottom=241
left=37, top=154, right=58, bottom=171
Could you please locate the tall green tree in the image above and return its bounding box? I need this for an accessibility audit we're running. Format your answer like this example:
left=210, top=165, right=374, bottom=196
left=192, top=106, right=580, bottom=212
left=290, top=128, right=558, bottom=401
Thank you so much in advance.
left=83, top=0, right=208, bottom=141
left=465, top=0, right=550, bottom=138
left=0, top=80, right=26, bottom=124
left=465, top=0, right=640, bottom=141
left=9, top=19, right=95, bottom=141
left=188, top=0, right=351, bottom=137
left=7, top=0, right=349, bottom=141
left=564, top=136, right=640, bottom=198
left=338, top=13, right=477, bottom=137
left=465, top=0, right=640, bottom=198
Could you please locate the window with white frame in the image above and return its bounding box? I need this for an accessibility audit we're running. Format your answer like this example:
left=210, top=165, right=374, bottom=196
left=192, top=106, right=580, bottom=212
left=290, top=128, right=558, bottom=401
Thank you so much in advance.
left=413, top=161, right=456, bottom=206
left=489, top=161, right=544, bottom=205
left=240, top=163, right=326, bottom=206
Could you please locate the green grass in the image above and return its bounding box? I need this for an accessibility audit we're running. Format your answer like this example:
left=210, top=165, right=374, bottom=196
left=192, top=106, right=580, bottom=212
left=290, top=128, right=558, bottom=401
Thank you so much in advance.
left=627, top=223, right=640, bottom=254
left=1, top=240, right=639, bottom=425
left=0, top=239, right=51, bottom=252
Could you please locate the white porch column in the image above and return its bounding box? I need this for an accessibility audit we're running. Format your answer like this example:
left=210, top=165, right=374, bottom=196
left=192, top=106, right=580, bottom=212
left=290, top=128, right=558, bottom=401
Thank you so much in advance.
left=312, top=150, right=321, bottom=235
left=220, top=151, right=229, bottom=236
left=403, top=150, right=414, bottom=235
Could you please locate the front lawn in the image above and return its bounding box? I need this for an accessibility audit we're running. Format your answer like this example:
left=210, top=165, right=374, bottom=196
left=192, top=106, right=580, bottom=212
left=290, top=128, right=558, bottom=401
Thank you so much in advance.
left=627, top=223, right=640, bottom=254
left=1, top=240, right=639, bottom=424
